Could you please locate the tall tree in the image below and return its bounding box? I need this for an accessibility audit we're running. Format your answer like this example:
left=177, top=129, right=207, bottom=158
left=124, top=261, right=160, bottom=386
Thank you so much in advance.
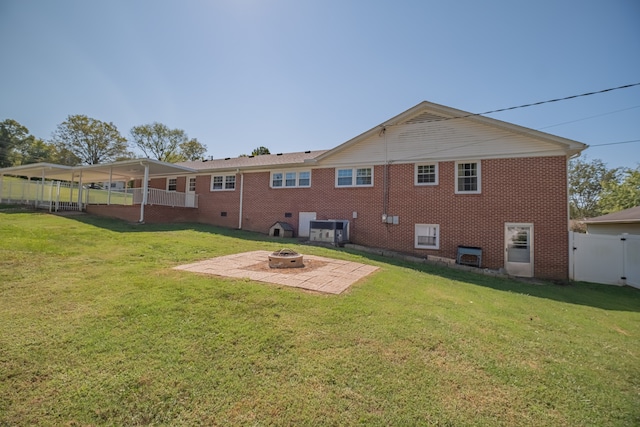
left=599, top=166, right=640, bottom=213
left=179, top=137, right=207, bottom=161
left=130, top=122, right=196, bottom=162
left=51, top=115, right=128, bottom=165
left=17, top=138, right=56, bottom=165
left=0, top=119, right=35, bottom=167
left=569, top=157, right=619, bottom=219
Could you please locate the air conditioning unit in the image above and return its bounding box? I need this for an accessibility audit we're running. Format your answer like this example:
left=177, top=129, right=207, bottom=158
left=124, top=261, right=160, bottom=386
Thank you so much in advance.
left=309, top=220, right=350, bottom=246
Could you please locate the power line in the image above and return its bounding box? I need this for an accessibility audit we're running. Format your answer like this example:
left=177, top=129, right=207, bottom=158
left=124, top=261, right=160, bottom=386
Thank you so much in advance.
left=398, top=82, right=640, bottom=125
left=475, top=82, right=640, bottom=117
left=589, top=139, right=640, bottom=147
left=538, top=105, right=640, bottom=130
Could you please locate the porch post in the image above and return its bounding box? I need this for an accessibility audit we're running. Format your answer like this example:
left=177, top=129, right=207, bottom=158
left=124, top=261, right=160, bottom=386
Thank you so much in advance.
left=69, top=172, right=74, bottom=204
left=78, top=170, right=83, bottom=211
left=41, top=168, right=45, bottom=206
left=107, top=166, right=113, bottom=205
left=139, top=162, right=149, bottom=223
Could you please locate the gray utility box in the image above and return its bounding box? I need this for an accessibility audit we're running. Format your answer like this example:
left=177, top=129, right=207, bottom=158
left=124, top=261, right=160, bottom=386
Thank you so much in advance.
left=309, top=220, right=350, bottom=246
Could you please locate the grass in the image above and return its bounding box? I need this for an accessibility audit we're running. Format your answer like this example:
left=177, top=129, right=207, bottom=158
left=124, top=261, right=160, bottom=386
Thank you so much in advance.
left=1, top=212, right=639, bottom=426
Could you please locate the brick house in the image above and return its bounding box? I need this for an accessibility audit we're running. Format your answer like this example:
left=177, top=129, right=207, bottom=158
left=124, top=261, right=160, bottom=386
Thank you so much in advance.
left=0, top=101, right=586, bottom=280
left=145, top=101, right=585, bottom=281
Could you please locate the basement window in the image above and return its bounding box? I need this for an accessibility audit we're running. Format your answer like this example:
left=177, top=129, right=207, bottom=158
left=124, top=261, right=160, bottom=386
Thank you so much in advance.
left=415, top=224, right=440, bottom=249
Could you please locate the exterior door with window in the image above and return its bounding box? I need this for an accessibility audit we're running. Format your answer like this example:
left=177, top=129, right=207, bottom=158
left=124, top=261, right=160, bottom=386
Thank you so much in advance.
left=185, top=176, right=197, bottom=207
left=505, top=223, right=534, bottom=277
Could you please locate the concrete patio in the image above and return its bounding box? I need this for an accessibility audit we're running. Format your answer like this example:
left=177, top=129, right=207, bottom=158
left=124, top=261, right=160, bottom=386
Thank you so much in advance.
left=173, top=250, right=379, bottom=294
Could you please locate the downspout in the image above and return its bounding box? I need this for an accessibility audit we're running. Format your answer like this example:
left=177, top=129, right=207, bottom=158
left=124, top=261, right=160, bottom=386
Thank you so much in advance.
left=567, top=153, right=579, bottom=281
left=238, top=169, right=244, bottom=229
left=139, top=162, right=149, bottom=223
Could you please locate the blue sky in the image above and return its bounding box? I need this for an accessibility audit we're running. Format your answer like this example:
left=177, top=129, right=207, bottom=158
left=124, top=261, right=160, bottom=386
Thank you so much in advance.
left=1, top=0, right=639, bottom=168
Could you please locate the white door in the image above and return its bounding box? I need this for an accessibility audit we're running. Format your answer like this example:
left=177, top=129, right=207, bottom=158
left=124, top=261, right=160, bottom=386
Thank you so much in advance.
left=185, top=176, right=197, bottom=208
left=298, top=212, right=317, bottom=237
left=505, top=223, right=534, bottom=277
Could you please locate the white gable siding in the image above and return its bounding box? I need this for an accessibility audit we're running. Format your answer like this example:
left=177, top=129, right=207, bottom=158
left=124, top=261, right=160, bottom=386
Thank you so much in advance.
left=319, top=118, right=568, bottom=167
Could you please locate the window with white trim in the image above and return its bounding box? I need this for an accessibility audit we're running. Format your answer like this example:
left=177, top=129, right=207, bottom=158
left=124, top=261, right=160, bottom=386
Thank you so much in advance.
left=167, top=178, right=177, bottom=191
left=455, top=161, right=481, bottom=194
left=415, top=224, right=440, bottom=249
left=336, top=167, right=373, bottom=187
left=270, top=170, right=311, bottom=188
left=211, top=174, right=236, bottom=191
left=415, top=163, right=438, bottom=186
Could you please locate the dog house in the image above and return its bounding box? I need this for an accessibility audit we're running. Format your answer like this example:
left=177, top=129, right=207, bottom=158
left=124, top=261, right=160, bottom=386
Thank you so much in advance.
left=269, top=222, right=295, bottom=238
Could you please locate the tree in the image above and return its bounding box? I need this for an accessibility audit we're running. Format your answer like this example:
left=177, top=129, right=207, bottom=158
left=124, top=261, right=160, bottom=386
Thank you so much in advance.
left=179, top=137, right=207, bottom=161
left=251, top=146, right=270, bottom=156
left=51, top=115, right=128, bottom=165
left=0, top=119, right=34, bottom=167
left=598, top=166, right=640, bottom=213
left=130, top=122, right=203, bottom=162
left=569, top=157, right=619, bottom=219
left=50, top=145, right=81, bottom=166
left=19, top=138, right=56, bottom=165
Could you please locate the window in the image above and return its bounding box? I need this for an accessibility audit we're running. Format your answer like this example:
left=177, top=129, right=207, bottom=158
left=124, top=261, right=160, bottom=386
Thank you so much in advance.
left=356, top=168, right=372, bottom=185
left=337, top=169, right=353, bottom=186
left=188, top=177, right=196, bottom=192
left=225, top=175, right=236, bottom=190
left=212, top=176, right=223, bottom=190
left=456, top=161, right=481, bottom=194
left=415, top=163, right=438, bottom=185
left=167, top=178, right=177, bottom=191
left=285, top=172, right=296, bottom=187
left=415, top=224, right=440, bottom=249
left=272, top=172, right=283, bottom=187
left=298, top=171, right=310, bottom=187
left=270, top=170, right=311, bottom=188
left=336, top=167, right=373, bottom=187
left=211, top=174, right=236, bottom=191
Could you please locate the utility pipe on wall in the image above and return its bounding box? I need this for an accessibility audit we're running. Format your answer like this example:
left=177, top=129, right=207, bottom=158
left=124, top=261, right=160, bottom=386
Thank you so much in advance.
left=238, top=170, right=244, bottom=229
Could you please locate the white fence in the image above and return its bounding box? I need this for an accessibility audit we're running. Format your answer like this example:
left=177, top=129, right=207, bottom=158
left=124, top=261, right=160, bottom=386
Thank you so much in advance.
left=1, top=178, right=197, bottom=211
left=570, top=231, right=640, bottom=289
left=0, top=179, right=86, bottom=211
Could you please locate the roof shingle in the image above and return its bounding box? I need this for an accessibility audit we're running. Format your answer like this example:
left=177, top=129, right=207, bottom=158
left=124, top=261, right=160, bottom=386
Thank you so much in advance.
left=177, top=150, right=328, bottom=171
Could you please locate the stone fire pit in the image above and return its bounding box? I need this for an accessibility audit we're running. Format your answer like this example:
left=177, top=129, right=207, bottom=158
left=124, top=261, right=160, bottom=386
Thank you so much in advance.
left=268, top=248, right=304, bottom=269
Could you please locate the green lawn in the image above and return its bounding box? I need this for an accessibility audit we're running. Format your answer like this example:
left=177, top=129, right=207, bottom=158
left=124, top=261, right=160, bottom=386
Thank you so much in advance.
left=1, top=212, right=638, bottom=426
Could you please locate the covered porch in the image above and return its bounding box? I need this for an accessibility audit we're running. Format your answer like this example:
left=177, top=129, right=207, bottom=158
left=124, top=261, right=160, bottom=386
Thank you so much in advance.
left=0, top=159, right=199, bottom=223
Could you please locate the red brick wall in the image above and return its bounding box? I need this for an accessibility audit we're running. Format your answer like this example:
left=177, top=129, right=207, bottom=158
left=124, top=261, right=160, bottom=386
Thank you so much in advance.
left=86, top=205, right=199, bottom=224
left=195, top=174, right=242, bottom=228
left=97, top=156, right=569, bottom=280
left=189, top=157, right=568, bottom=280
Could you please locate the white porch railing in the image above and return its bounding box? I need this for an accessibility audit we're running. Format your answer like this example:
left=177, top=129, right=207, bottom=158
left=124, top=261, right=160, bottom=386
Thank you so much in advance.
left=1, top=178, right=198, bottom=211
left=131, top=188, right=198, bottom=208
